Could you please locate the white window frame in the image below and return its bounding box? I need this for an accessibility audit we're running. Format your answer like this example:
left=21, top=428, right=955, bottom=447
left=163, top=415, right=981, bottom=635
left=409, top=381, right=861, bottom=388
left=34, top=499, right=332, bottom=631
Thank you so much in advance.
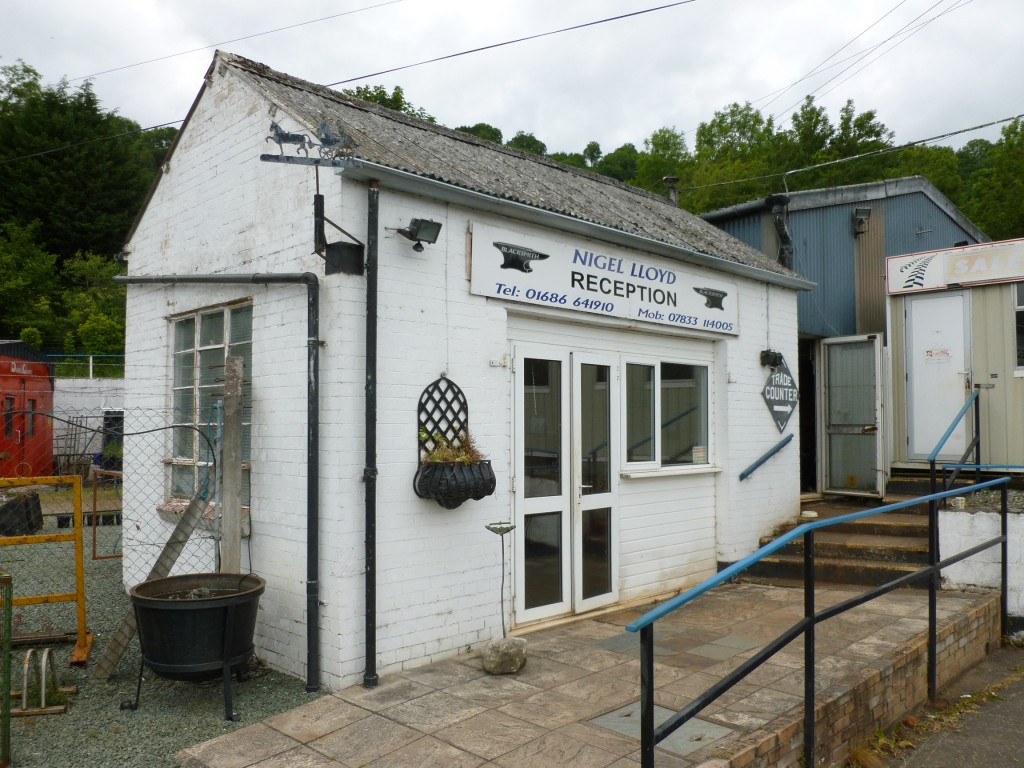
left=170, top=303, right=252, bottom=502
left=1015, top=283, right=1024, bottom=370
left=622, top=356, right=711, bottom=471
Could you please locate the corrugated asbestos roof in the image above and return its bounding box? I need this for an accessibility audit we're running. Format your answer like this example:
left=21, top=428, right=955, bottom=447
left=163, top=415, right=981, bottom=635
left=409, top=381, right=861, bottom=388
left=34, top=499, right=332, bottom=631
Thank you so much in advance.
left=217, top=52, right=805, bottom=285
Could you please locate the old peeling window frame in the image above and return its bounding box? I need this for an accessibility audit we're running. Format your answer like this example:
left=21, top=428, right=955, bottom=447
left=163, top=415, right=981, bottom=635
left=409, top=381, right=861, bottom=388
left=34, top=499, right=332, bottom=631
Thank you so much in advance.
left=170, top=303, right=252, bottom=503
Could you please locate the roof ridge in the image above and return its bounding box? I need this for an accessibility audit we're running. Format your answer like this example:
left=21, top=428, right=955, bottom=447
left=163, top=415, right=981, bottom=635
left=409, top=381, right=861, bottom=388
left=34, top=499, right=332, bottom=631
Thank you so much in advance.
left=215, top=50, right=672, bottom=205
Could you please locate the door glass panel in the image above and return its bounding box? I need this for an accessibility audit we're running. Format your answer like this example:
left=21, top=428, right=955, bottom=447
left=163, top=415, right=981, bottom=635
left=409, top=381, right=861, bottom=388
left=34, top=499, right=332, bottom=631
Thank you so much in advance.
left=523, top=358, right=561, bottom=498
left=524, top=512, right=562, bottom=609
left=827, top=340, right=876, bottom=492
left=581, top=507, right=611, bottom=600
left=580, top=364, right=610, bottom=495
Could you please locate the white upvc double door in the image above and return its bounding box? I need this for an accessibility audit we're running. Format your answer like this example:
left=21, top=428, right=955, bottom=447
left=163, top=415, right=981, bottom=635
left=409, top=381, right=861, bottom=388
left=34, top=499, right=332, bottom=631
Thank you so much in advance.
left=513, top=346, right=619, bottom=624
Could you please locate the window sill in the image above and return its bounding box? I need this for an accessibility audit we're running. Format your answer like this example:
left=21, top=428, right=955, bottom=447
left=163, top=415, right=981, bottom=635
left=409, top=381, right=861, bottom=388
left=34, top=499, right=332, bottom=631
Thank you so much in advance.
left=619, top=465, right=721, bottom=479
left=157, top=498, right=251, bottom=537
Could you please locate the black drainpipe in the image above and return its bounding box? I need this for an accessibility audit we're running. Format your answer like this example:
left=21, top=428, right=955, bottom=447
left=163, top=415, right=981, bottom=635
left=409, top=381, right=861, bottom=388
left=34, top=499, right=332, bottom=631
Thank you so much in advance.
left=363, top=181, right=380, bottom=688
left=115, top=272, right=322, bottom=693
left=766, top=194, right=794, bottom=270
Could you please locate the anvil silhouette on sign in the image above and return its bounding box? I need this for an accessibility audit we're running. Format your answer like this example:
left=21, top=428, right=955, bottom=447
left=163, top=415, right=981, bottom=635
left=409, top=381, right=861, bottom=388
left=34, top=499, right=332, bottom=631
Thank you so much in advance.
left=693, top=287, right=727, bottom=309
left=493, top=242, right=550, bottom=273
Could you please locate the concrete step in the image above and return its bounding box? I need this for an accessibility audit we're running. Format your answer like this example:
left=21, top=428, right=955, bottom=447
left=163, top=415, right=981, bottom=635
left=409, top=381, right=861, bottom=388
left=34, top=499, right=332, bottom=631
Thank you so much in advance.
left=762, top=530, right=930, bottom=564
left=783, top=510, right=930, bottom=538
left=742, top=554, right=927, bottom=589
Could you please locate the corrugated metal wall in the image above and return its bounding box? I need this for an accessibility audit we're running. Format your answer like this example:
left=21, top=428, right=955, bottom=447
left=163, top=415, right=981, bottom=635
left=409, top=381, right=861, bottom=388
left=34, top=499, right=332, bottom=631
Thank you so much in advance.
left=791, top=206, right=859, bottom=338
left=884, top=193, right=976, bottom=257
left=713, top=218, right=763, bottom=252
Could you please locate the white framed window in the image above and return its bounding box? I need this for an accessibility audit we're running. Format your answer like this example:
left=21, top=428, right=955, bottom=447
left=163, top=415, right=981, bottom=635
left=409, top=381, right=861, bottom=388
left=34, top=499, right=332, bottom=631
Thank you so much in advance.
left=171, top=304, right=252, bottom=501
left=1016, top=283, right=1024, bottom=368
left=624, top=359, right=709, bottom=467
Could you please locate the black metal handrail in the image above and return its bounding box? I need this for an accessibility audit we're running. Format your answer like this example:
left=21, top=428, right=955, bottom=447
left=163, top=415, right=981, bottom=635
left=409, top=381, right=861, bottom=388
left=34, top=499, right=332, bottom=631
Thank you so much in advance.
left=626, top=478, right=1011, bottom=768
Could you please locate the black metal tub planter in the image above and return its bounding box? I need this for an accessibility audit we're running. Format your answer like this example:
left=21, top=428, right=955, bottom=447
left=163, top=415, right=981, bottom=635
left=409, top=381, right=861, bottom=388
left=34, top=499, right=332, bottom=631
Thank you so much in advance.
left=414, top=429, right=496, bottom=509
left=122, top=572, right=265, bottom=720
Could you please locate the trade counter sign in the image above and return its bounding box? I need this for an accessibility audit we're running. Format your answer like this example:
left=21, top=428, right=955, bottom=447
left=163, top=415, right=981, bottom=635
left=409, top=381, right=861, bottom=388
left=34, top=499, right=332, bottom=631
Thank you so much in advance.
left=469, top=223, right=739, bottom=335
left=762, top=357, right=798, bottom=432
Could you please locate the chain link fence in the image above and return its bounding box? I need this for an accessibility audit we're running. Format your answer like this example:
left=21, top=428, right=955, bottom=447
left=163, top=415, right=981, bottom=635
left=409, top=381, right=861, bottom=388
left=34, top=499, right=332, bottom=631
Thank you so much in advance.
left=1, top=406, right=227, bottom=644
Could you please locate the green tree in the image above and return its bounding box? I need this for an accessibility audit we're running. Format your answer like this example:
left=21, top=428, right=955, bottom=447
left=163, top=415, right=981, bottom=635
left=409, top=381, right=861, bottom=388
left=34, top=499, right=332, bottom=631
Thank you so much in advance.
left=455, top=122, right=503, bottom=143
left=582, top=141, right=602, bottom=167
left=0, top=222, right=60, bottom=343
left=634, top=127, right=690, bottom=194
left=506, top=131, right=547, bottom=155
left=0, top=66, right=170, bottom=262
left=962, top=119, right=1024, bottom=240
left=595, top=143, right=640, bottom=183
left=956, top=139, right=995, bottom=180
left=345, top=84, right=435, bottom=122
left=548, top=151, right=587, bottom=168
left=61, top=251, right=127, bottom=353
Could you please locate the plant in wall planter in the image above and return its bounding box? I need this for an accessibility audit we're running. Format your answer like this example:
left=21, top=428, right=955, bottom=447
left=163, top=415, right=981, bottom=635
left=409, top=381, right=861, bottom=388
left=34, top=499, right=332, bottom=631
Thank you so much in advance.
left=413, top=428, right=496, bottom=509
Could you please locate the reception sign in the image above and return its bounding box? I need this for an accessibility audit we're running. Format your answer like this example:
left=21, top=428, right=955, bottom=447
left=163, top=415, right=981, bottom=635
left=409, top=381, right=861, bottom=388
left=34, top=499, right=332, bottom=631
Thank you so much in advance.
left=470, top=224, right=739, bottom=335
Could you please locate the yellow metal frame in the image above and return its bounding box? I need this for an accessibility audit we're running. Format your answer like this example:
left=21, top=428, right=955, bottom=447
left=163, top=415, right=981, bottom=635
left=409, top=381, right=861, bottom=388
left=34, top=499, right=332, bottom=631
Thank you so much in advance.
left=0, top=476, right=93, bottom=664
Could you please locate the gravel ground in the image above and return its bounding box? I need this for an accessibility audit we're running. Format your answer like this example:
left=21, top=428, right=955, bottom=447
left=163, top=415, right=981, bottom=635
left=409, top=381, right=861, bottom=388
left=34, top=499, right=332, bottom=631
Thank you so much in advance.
left=7, top=514, right=321, bottom=768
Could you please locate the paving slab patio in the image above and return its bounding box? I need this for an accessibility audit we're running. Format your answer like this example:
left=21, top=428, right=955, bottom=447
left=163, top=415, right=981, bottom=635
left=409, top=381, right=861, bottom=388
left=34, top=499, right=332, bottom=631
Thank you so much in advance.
left=176, top=582, right=997, bottom=768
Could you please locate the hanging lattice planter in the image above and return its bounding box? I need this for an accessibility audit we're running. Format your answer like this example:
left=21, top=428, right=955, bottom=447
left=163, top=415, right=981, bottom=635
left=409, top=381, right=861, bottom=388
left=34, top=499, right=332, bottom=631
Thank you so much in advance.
left=413, top=376, right=496, bottom=509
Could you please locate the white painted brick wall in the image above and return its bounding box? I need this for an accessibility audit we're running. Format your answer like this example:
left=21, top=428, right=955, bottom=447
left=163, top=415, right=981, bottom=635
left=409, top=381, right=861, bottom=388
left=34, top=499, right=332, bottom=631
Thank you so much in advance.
left=122, top=61, right=803, bottom=691
left=940, top=509, right=1024, bottom=616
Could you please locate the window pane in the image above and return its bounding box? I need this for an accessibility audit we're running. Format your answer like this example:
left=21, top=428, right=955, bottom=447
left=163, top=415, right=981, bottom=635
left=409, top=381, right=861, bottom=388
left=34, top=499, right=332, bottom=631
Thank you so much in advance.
left=626, top=364, right=654, bottom=462
left=172, top=390, right=194, bottom=424
left=1017, top=306, right=1024, bottom=368
left=173, top=352, right=195, bottom=388
left=523, top=358, right=561, bottom=498
left=199, top=312, right=224, bottom=347
left=661, top=363, right=708, bottom=466
left=230, top=305, right=252, bottom=344
left=174, top=318, right=195, bottom=352
left=171, top=465, right=195, bottom=497
left=26, top=400, right=35, bottom=436
left=198, top=348, right=223, bottom=387
left=172, top=426, right=194, bottom=458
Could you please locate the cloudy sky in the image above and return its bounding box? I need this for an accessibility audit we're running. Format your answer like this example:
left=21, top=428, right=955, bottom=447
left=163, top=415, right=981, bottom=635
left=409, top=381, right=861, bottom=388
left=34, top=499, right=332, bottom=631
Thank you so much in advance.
left=2, top=0, right=1020, bottom=158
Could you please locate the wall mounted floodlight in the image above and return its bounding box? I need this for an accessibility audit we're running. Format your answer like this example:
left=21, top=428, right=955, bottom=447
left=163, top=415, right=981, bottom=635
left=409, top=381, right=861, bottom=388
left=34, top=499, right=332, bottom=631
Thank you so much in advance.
left=396, top=218, right=442, bottom=252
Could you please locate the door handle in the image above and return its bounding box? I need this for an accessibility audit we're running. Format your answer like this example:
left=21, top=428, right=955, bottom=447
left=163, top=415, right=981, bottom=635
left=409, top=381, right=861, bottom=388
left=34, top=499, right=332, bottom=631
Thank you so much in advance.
left=14, top=429, right=20, bottom=445
left=861, top=426, right=877, bottom=434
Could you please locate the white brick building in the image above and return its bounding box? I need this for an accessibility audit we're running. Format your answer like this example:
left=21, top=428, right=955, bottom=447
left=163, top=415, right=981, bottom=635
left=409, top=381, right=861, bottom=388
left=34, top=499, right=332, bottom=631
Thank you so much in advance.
left=120, top=52, right=812, bottom=692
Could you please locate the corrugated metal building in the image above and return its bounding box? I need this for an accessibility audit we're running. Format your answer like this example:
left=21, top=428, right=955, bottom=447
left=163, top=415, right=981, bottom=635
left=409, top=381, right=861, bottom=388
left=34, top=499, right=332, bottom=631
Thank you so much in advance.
left=703, top=177, right=987, bottom=496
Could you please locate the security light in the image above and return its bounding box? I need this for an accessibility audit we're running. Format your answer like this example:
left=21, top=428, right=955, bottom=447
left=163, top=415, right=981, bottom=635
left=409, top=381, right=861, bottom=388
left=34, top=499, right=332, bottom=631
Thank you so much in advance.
left=396, top=218, right=442, bottom=251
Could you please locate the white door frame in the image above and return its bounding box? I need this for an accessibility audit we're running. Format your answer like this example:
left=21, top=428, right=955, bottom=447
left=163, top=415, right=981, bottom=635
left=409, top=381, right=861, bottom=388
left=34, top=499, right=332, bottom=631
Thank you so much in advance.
left=512, top=345, right=619, bottom=625
left=904, top=291, right=971, bottom=460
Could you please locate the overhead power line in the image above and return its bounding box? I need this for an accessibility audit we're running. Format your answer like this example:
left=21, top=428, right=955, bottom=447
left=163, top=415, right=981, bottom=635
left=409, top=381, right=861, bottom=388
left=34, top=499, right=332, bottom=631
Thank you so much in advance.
left=67, top=0, right=405, bottom=82
left=324, top=1, right=697, bottom=86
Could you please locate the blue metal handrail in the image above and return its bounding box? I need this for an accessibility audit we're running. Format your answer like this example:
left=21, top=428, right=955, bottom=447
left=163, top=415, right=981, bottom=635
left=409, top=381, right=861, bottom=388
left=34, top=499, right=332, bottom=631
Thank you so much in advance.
left=738, top=434, right=793, bottom=481
left=927, top=390, right=978, bottom=463
left=628, top=477, right=1011, bottom=768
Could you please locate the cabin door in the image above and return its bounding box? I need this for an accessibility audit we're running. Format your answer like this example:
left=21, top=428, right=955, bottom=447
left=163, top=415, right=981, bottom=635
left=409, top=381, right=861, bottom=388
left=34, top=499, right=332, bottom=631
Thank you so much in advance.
left=905, top=292, right=971, bottom=460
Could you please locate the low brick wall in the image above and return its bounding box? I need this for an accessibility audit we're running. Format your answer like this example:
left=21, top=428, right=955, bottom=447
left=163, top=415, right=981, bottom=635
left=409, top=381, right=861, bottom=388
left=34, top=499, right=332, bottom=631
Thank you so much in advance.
left=697, top=592, right=1001, bottom=768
